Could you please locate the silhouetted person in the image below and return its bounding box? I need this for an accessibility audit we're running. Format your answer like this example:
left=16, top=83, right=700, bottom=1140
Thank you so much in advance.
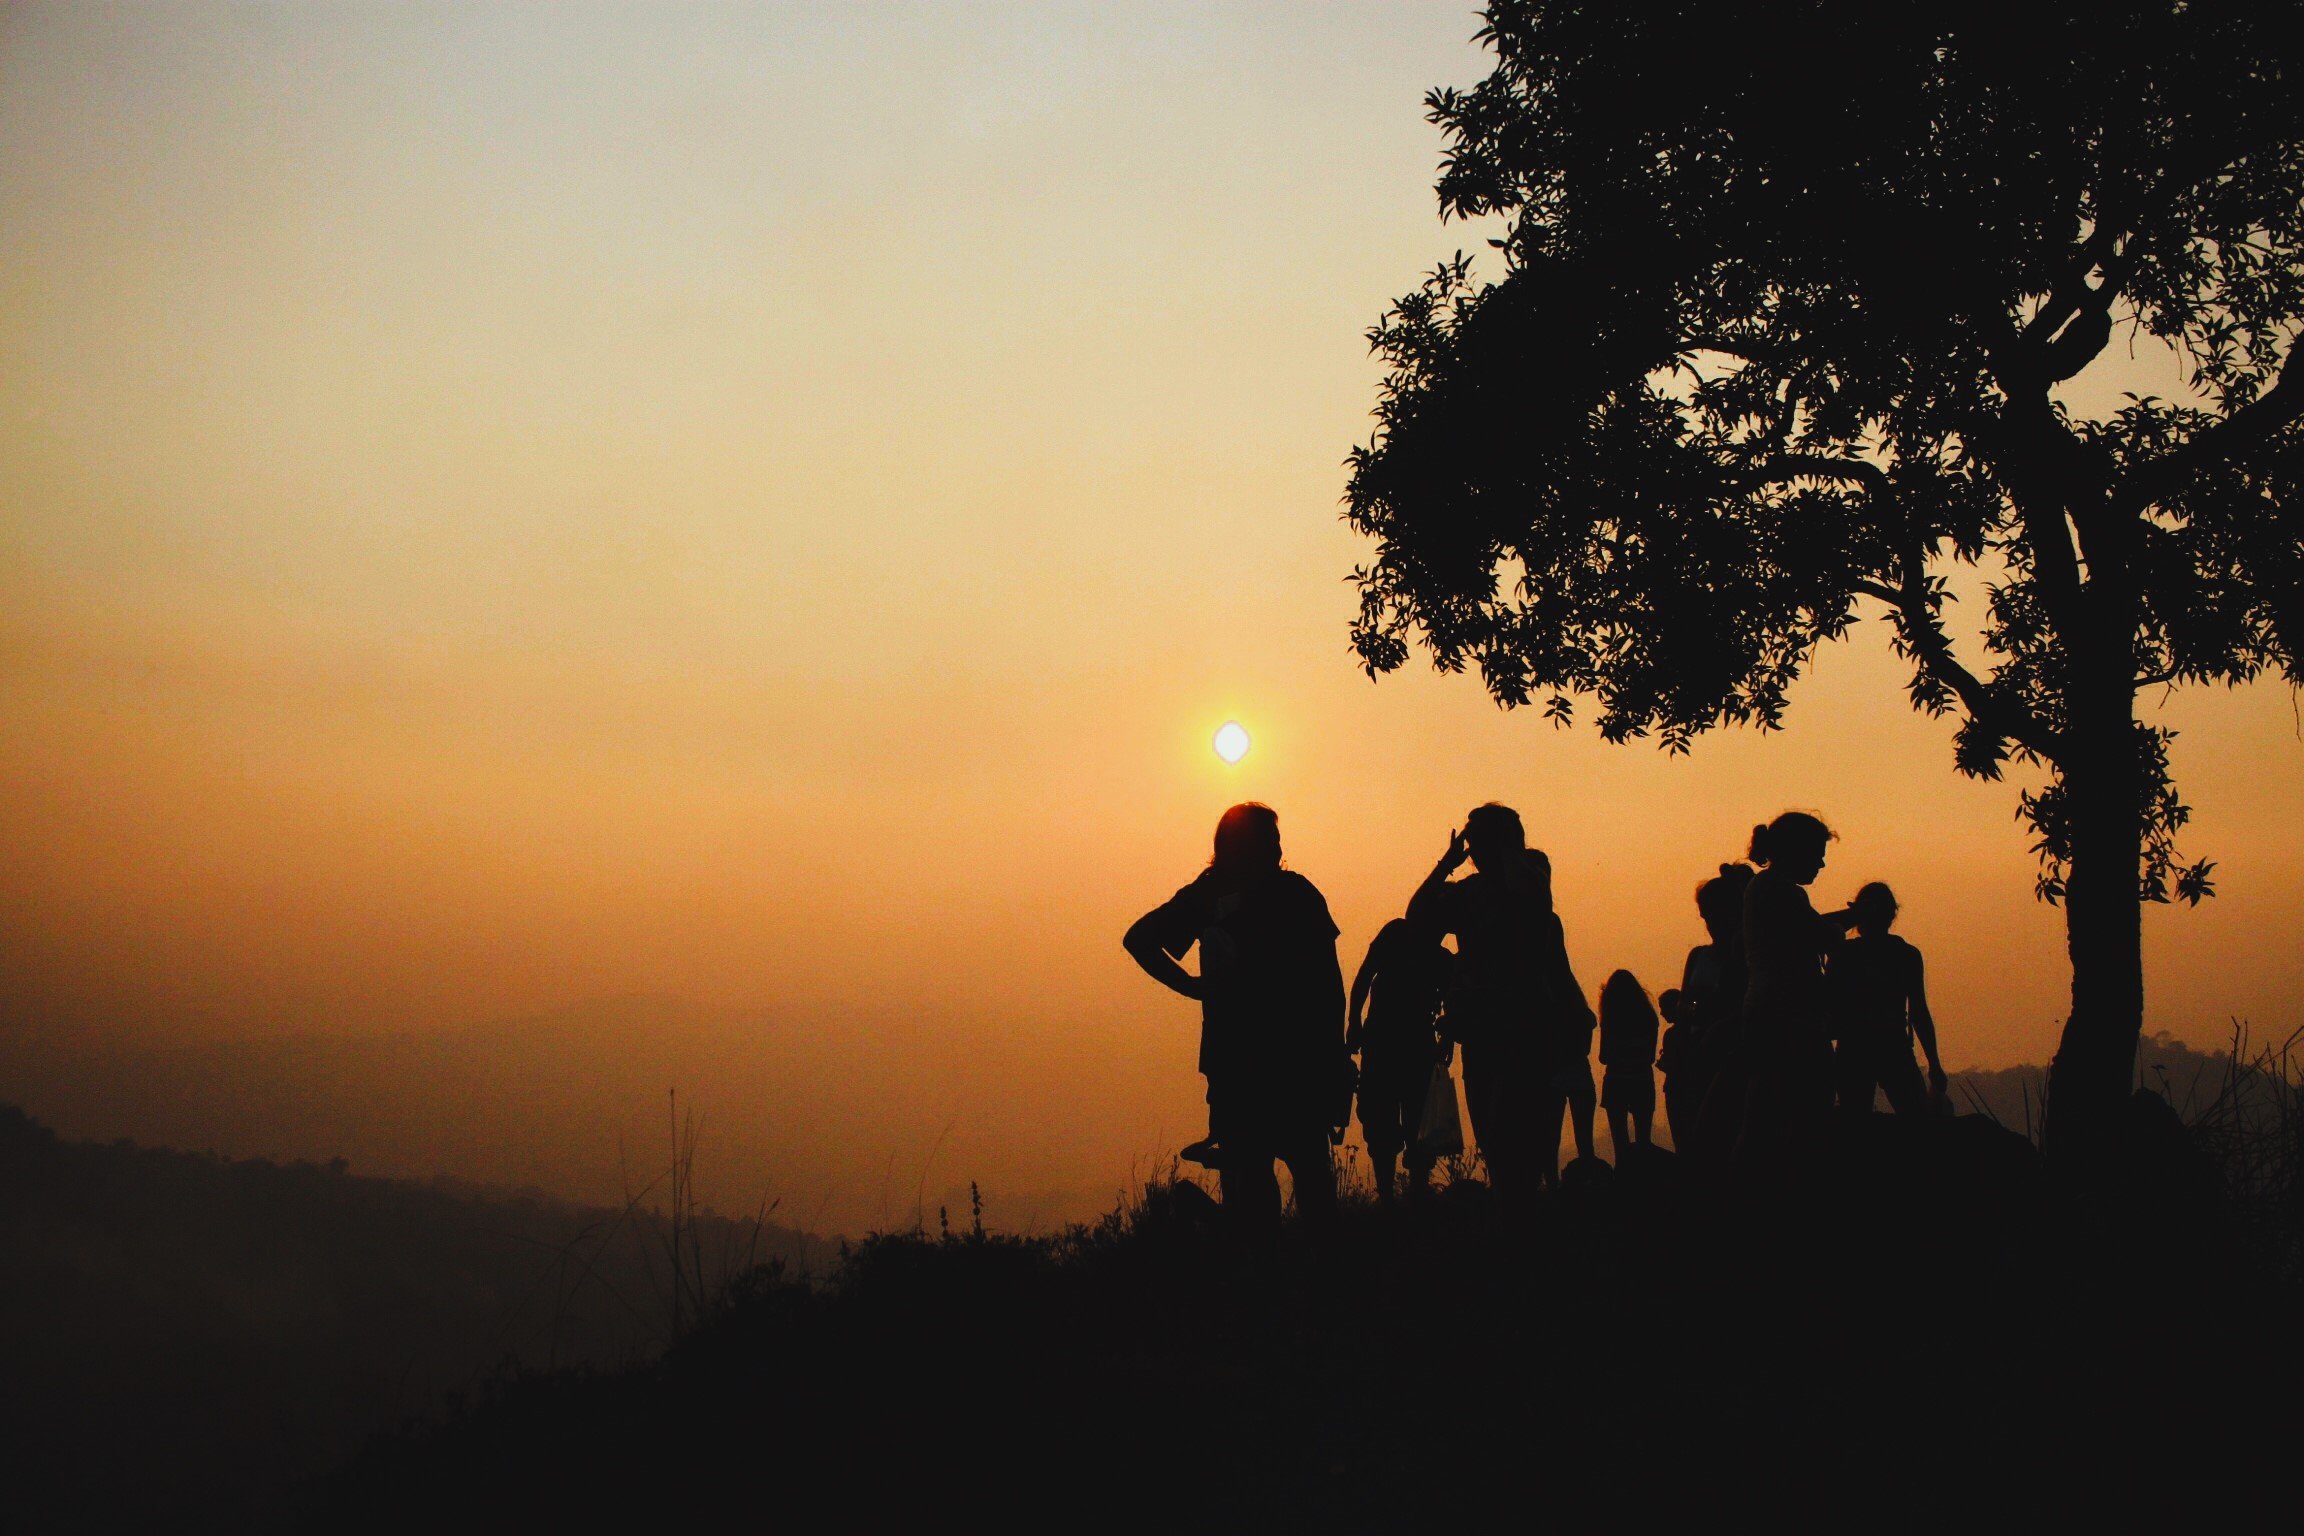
left=1124, top=803, right=1343, bottom=1235
left=1661, top=862, right=1754, bottom=1158
left=1348, top=915, right=1452, bottom=1202
left=1409, top=803, right=1594, bottom=1195
left=1598, top=969, right=1658, bottom=1155
left=1735, top=813, right=1857, bottom=1166
left=1828, top=882, right=1948, bottom=1118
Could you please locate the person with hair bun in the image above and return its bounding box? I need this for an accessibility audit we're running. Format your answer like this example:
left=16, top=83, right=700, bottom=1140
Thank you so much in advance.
left=1734, top=812, right=1858, bottom=1163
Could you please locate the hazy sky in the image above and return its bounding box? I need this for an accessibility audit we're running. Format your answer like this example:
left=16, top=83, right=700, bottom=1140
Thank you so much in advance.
left=4, top=3, right=2298, bottom=1220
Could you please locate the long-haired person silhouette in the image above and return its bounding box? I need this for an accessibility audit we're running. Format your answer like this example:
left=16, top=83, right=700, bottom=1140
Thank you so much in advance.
left=1124, top=804, right=1344, bottom=1234
left=1828, top=882, right=1949, bottom=1118
left=1661, top=862, right=1754, bottom=1160
left=1409, top=803, right=1594, bottom=1195
left=1734, top=812, right=1858, bottom=1166
left=1598, top=970, right=1658, bottom=1155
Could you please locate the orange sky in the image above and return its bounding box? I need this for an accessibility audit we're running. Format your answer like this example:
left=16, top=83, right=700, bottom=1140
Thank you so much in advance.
left=3, top=4, right=2298, bottom=1227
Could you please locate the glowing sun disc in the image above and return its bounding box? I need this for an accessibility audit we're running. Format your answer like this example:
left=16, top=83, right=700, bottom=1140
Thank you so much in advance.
left=1213, top=721, right=1250, bottom=763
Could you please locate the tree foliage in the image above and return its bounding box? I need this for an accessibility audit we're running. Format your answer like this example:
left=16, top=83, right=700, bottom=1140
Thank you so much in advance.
left=1348, top=0, right=2304, bottom=908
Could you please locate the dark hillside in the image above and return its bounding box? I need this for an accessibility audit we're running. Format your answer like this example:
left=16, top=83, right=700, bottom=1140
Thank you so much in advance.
left=0, top=1107, right=823, bottom=1532
left=325, top=1107, right=2298, bottom=1530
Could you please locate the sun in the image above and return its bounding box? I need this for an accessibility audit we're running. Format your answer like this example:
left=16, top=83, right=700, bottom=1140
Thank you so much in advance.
left=1212, top=721, right=1250, bottom=764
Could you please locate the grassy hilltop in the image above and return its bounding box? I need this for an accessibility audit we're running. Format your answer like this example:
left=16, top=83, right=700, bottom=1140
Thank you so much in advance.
left=324, top=1099, right=2298, bottom=1531
left=7, top=1036, right=2297, bottom=1530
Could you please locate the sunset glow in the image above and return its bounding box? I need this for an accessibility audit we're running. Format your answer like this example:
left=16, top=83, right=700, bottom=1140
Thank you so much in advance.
left=1, top=2, right=2298, bottom=1237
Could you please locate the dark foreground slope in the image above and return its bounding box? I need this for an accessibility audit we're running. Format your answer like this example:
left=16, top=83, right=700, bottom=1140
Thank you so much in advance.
left=324, top=1105, right=2297, bottom=1531
left=0, top=1107, right=824, bottom=1533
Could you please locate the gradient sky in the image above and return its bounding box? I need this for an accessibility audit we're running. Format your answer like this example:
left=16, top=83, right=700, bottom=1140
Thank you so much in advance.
left=4, top=3, right=2298, bottom=1224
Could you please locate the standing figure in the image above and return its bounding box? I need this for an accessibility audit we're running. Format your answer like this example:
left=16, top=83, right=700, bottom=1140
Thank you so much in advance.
left=1348, top=916, right=1452, bottom=1201
left=1660, top=863, right=1755, bottom=1157
left=1598, top=970, right=1658, bottom=1156
left=1409, top=803, right=1595, bottom=1195
left=1736, top=812, right=1857, bottom=1165
left=1828, top=883, right=1948, bottom=1117
left=1124, top=803, right=1344, bottom=1234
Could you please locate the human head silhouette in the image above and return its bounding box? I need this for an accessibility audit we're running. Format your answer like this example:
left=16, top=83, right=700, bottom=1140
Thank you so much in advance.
left=1600, top=969, right=1653, bottom=1026
left=1749, top=812, right=1834, bottom=885
left=1462, top=802, right=1526, bottom=876
left=1695, top=862, right=1756, bottom=943
left=1211, top=802, right=1282, bottom=878
left=1851, top=881, right=1898, bottom=935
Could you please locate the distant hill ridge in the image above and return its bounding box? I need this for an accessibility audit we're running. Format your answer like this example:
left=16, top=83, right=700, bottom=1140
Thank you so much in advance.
left=0, top=993, right=1190, bottom=1232
left=0, top=1104, right=824, bottom=1530
left=1949, top=1030, right=2265, bottom=1138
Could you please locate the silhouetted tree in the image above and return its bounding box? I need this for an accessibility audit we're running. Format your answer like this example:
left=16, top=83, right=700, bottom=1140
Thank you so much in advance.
left=1346, top=1, right=2303, bottom=1149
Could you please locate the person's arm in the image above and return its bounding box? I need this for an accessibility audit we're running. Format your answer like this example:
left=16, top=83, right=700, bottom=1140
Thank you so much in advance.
left=1347, top=941, right=1380, bottom=1053
left=1433, top=951, right=1459, bottom=1065
left=1320, top=935, right=1351, bottom=1136
left=1406, top=828, right=1469, bottom=929
left=1814, top=894, right=1861, bottom=953
left=1321, top=940, right=1348, bottom=1045
left=1678, top=947, right=1712, bottom=1026
left=1653, top=989, right=1682, bottom=1071
left=1909, top=946, right=1946, bottom=1087
left=1302, top=884, right=1348, bottom=1044
left=1122, top=909, right=1202, bottom=1001
left=1549, top=916, right=1596, bottom=1041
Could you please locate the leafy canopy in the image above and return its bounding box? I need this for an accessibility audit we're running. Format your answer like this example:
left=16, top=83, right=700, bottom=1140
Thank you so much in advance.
left=1348, top=0, right=2304, bottom=903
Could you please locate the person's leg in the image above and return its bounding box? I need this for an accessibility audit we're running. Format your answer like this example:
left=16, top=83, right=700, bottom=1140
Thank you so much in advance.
left=1877, top=1042, right=1929, bottom=1116
left=1180, top=1078, right=1221, bottom=1164
left=1210, top=1095, right=1283, bottom=1237
left=1282, top=1136, right=1337, bottom=1226
left=1676, top=1064, right=1722, bottom=1160
left=1368, top=1140, right=1401, bottom=1201
left=1539, top=1088, right=1568, bottom=1187
left=1404, top=1146, right=1435, bottom=1198
left=1832, top=1040, right=1877, bottom=1118
left=1367, top=1056, right=1416, bottom=1201
left=1727, top=1047, right=1779, bottom=1173
left=1218, top=1153, right=1282, bottom=1237
left=1607, top=1106, right=1632, bottom=1159
left=1633, top=1102, right=1653, bottom=1146
left=1791, top=1036, right=1838, bottom=1157
left=1569, top=1072, right=1598, bottom=1163
left=1462, top=1043, right=1510, bottom=1188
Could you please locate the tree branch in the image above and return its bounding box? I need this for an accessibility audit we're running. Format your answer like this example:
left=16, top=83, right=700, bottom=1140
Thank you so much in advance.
left=1752, top=455, right=2058, bottom=756
left=1679, top=334, right=1775, bottom=365
left=2017, top=224, right=2124, bottom=355
left=1851, top=573, right=2062, bottom=762
left=1746, top=453, right=1892, bottom=498
left=1980, top=392, right=2092, bottom=635
left=2114, top=345, right=2304, bottom=517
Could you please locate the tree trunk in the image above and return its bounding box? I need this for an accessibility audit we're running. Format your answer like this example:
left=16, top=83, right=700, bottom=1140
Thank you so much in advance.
left=2044, top=680, right=2145, bottom=1155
